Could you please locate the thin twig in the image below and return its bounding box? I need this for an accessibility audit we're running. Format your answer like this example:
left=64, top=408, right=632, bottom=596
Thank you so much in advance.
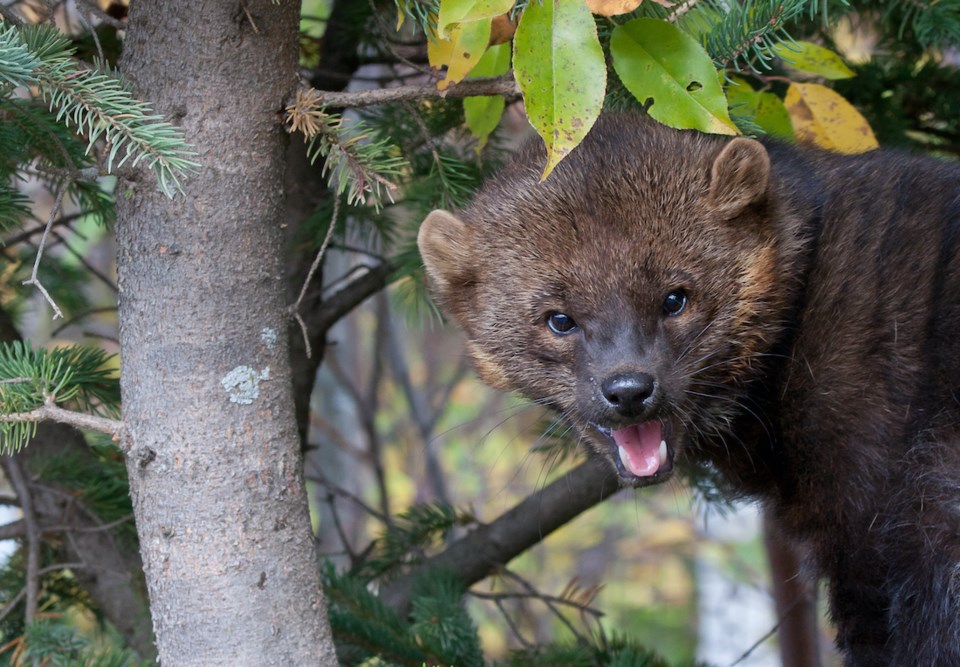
left=76, top=0, right=125, bottom=29
left=42, top=512, right=134, bottom=535
left=729, top=619, right=784, bottom=666
left=293, top=196, right=341, bottom=359
left=22, top=186, right=68, bottom=320
left=73, top=7, right=103, bottom=62
left=3, top=457, right=40, bottom=624
left=0, top=587, right=26, bottom=625
left=0, top=519, right=24, bottom=540
left=667, top=0, right=700, bottom=22
left=500, top=568, right=592, bottom=645
left=469, top=589, right=605, bottom=619
left=492, top=597, right=535, bottom=649
left=307, top=75, right=521, bottom=109
left=0, top=401, right=125, bottom=443
left=325, top=494, right=359, bottom=565
left=50, top=306, right=119, bottom=337
left=1, top=212, right=82, bottom=248
left=37, top=561, right=84, bottom=576
left=306, top=471, right=389, bottom=524
left=51, top=232, right=118, bottom=293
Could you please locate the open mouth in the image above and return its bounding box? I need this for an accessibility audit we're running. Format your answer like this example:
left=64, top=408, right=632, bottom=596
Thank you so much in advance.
left=592, top=420, right=674, bottom=483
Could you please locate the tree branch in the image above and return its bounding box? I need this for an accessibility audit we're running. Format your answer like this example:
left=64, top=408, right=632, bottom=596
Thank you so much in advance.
left=311, top=75, right=521, bottom=110
left=0, top=403, right=125, bottom=445
left=2, top=456, right=40, bottom=623
left=312, top=261, right=398, bottom=338
left=0, top=519, right=24, bottom=540
left=380, top=457, right=625, bottom=614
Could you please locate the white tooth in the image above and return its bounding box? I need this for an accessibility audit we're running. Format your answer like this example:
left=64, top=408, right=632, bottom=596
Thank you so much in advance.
left=618, top=445, right=631, bottom=468
left=658, top=440, right=667, bottom=465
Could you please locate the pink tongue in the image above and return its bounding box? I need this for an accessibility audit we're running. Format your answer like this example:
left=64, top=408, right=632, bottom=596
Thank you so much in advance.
left=612, top=421, right=662, bottom=477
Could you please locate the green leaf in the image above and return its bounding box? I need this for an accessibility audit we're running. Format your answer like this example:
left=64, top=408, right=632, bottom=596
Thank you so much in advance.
left=773, top=40, right=855, bottom=80
left=611, top=18, right=736, bottom=135
left=437, top=0, right=513, bottom=38
left=727, top=77, right=793, bottom=139
left=464, top=42, right=511, bottom=151
left=513, top=0, right=606, bottom=180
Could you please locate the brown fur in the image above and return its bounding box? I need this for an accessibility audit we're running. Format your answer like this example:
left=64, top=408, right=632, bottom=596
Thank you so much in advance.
left=418, top=113, right=960, bottom=664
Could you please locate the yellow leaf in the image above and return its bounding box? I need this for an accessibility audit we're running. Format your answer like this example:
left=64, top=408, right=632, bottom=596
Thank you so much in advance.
left=434, top=19, right=493, bottom=90
left=585, top=0, right=644, bottom=16
left=437, top=0, right=514, bottom=39
left=428, top=30, right=455, bottom=70
left=785, top=82, right=878, bottom=154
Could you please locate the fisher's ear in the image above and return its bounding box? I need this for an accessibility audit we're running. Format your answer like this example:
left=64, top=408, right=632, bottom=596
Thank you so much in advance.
left=417, top=209, right=477, bottom=300
left=708, top=137, right=770, bottom=219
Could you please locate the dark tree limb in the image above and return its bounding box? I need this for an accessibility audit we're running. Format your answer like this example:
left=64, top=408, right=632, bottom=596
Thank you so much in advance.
left=312, top=75, right=521, bottom=109
left=0, top=519, right=24, bottom=540
left=380, top=457, right=624, bottom=614
left=313, top=261, right=398, bottom=338
left=2, top=456, right=40, bottom=623
left=764, top=511, right=821, bottom=667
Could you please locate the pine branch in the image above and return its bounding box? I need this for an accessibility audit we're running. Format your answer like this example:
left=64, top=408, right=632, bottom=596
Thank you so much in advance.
left=0, top=185, right=30, bottom=232
left=394, top=0, right=440, bottom=37
left=1, top=22, right=197, bottom=197
left=0, top=342, right=121, bottom=452
left=286, top=88, right=408, bottom=210
left=705, top=0, right=808, bottom=72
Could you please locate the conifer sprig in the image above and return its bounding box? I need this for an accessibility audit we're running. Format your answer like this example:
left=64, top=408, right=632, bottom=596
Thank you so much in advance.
left=703, top=0, right=808, bottom=71
left=286, top=87, right=408, bottom=211
left=0, top=342, right=119, bottom=452
left=0, top=22, right=197, bottom=197
left=394, top=0, right=440, bottom=37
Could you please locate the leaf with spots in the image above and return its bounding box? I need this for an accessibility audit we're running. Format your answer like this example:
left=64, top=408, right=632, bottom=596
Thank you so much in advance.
left=431, top=18, right=492, bottom=91
left=610, top=18, right=737, bottom=136
left=513, top=0, right=606, bottom=180
left=436, top=0, right=514, bottom=39
left=773, top=41, right=855, bottom=81
left=785, top=82, right=878, bottom=154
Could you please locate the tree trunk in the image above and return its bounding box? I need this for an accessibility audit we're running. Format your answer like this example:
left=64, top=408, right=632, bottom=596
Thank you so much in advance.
left=764, top=512, right=821, bottom=667
left=116, top=2, right=336, bottom=664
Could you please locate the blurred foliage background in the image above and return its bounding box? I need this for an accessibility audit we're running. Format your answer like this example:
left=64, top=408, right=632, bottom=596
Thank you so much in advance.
left=2, top=0, right=960, bottom=664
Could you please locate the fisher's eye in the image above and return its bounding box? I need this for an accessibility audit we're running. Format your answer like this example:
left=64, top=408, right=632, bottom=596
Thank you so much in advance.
left=662, top=289, right=688, bottom=316
left=546, top=312, right=579, bottom=335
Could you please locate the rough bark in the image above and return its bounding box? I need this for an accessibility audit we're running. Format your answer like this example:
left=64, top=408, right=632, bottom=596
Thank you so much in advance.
left=116, top=2, right=336, bottom=664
